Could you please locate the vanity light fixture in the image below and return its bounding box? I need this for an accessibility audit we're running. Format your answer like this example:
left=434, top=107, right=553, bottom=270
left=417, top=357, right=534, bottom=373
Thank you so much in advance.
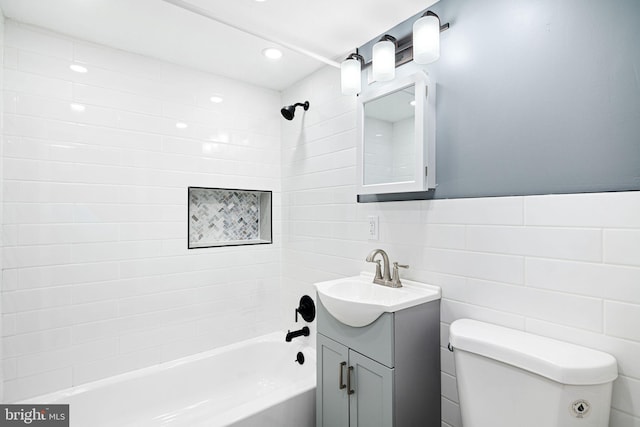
left=413, top=11, right=449, bottom=64
left=340, top=9, right=450, bottom=96
left=341, top=52, right=364, bottom=95
left=372, top=35, right=397, bottom=82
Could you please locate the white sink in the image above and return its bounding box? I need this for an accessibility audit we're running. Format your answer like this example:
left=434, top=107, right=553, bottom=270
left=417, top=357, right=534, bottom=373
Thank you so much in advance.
left=315, top=273, right=441, bottom=327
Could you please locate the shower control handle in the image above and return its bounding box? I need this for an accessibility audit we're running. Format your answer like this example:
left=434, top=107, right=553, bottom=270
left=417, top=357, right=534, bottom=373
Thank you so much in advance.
left=339, top=361, right=347, bottom=390
left=294, top=295, right=316, bottom=323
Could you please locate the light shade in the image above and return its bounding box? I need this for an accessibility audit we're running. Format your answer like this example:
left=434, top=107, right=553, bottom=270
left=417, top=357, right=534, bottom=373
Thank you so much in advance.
left=413, top=13, right=440, bottom=64
left=341, top=56, right=362, bottom=95
left=372, top=39, right=396, bottom=82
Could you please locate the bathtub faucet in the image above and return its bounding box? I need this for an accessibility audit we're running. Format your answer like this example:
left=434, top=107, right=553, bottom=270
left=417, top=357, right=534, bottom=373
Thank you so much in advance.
left=285, top=326, right=310, bottom=342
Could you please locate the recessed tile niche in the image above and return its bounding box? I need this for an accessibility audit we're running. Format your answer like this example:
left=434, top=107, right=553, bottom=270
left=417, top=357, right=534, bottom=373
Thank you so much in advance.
left=188, top=187, right=272, bottom=248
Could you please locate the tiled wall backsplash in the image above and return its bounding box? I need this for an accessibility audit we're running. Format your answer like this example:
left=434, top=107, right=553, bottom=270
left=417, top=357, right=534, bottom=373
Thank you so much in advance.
left=188, top=187, right=272, bottom=248
left=281, top=67, right=640, bottom=427
left=1, top=21, right=282, bottom=401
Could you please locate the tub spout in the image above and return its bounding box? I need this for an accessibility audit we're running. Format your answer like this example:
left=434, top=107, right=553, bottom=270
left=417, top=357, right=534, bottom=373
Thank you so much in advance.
left=285, top=326, right=310, bottom=342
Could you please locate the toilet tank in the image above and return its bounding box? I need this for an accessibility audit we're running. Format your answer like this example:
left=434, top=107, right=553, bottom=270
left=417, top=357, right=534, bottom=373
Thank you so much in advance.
left=449, top=319, right=618, bottom=427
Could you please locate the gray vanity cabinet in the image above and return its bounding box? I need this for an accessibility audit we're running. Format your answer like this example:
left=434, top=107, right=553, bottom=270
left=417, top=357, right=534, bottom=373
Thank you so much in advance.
left=316, top=298, right=440, bottom=427
left=317, top=334, right=393, bottom=427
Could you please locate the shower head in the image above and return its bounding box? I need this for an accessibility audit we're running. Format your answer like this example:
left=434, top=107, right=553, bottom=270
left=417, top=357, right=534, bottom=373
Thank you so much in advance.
left=281, top=101, right=309, bottom=120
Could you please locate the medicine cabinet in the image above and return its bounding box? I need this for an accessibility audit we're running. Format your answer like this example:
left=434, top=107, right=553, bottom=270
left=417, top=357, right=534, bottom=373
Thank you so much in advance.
left=357, top=71, right=436, bottom=199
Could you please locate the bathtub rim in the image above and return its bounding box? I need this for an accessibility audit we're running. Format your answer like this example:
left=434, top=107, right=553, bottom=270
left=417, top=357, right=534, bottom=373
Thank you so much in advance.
left=19, top=330, right=316, bottom=405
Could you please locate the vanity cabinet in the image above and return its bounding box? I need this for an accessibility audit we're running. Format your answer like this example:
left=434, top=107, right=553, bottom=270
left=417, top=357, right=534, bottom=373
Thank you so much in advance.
left=317, top=334, right=394, bottom=427
left=316, top=298, right=440, bottom=427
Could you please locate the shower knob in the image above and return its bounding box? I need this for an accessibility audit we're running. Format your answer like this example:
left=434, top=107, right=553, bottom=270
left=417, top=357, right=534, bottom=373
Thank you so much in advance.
left=295, top=295, right=316, bottom=323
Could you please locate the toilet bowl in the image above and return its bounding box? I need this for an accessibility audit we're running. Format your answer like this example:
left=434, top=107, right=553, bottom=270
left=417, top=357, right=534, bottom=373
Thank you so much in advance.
left=449, top=319, right=618, bottom=427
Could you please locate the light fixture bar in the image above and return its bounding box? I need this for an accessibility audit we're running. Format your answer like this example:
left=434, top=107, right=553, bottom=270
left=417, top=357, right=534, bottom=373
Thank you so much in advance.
left=161, top=0, right=341, bottom=68
left=356, top=7, right=450, bottom=65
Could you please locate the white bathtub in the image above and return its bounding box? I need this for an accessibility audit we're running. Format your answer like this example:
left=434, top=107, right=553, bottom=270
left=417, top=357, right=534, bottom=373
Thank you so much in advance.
left=22, top=332, right=316, bottom=427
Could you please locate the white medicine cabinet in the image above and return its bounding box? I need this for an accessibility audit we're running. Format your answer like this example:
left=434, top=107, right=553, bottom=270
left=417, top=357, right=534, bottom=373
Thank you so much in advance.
left=357, top=71, right=436, bottom=199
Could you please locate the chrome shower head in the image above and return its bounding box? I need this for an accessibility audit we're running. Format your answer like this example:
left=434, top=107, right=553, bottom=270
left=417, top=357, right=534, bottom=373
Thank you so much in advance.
left=281, top=101, right=309, bottom=120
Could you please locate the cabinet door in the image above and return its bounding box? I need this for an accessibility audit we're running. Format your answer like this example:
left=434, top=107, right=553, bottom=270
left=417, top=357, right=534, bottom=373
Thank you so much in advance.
left=349, top=350, right=394, bottom=427
left=317, top=334, right=349, bottom=427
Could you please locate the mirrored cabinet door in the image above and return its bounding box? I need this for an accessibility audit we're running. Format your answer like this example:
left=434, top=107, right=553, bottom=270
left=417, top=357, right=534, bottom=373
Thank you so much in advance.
left=357, top=71, right=435, bottom=197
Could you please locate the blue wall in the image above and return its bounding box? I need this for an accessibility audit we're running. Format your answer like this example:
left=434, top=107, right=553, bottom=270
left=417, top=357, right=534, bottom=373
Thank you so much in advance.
left=372, top=0, right=640, bottom=198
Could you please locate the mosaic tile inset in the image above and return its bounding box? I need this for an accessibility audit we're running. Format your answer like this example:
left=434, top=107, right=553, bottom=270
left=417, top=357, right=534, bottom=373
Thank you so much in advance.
left=189, top=188, right=263, bottom=247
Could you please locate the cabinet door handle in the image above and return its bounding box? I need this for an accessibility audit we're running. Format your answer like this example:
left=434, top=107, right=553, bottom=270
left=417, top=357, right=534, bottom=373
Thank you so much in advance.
left=347, top=366, right=355, bottom=395
left=339, top=361, right=347, bottom=390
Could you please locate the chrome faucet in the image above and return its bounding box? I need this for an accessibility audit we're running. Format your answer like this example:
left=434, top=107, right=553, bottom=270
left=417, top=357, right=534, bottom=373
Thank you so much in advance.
left=365, top=249, right=408, bottom=288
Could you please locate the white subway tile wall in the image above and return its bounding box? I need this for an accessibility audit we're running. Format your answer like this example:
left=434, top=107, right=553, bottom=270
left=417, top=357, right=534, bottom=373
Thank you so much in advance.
left=1, top=21, right=283, bottom=401
left=281, top=67, right=640, bottom=427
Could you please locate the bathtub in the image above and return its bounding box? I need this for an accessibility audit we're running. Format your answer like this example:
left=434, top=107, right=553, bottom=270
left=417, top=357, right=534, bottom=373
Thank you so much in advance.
left=22, top=332, right=316, bottom=427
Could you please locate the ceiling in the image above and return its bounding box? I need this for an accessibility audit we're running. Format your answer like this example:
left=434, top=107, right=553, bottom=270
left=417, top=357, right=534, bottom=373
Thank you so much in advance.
left=0, top=0, right=437, bottom=91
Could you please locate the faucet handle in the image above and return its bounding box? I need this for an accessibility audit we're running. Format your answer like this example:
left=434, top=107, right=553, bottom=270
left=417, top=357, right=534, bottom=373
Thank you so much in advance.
left=391, top=262, right=409, bottom=287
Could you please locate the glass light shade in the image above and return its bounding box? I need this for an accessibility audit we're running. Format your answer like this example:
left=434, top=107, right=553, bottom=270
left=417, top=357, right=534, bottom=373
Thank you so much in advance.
left=413, top=15, right=440, bottom=64
left=341, top=57, right=362, bottom=95
left=372, top=40, right=396, bottom=82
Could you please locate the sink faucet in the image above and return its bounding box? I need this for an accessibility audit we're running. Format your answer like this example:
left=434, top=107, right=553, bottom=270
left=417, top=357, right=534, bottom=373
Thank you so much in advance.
left=366, top=249, right=391, bottom=284
left=365, top=249, right=408, bottom=288
left=366, top=249, right=409, bottom=288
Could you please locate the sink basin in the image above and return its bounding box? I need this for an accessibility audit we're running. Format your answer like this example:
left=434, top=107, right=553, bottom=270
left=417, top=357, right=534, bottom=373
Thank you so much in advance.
left=315, top=273, right=441, bottom=327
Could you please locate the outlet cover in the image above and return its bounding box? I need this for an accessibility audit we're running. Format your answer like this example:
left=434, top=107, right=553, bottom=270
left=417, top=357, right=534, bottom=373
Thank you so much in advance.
left=368, top=215, right=379, bottom=240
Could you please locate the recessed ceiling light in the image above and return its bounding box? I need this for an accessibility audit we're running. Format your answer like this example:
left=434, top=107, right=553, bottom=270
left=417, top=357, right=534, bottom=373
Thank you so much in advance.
left=262, top=47, right=283, bottom=60
left=70, top=103, right=86, bottom=112
left=409, top=100, right=416, bottom=107
left=69, top=64, right=88, bottom=73
left=210, top=95, right=224, bottom=103
left=176, top=122, right=188, bottom=129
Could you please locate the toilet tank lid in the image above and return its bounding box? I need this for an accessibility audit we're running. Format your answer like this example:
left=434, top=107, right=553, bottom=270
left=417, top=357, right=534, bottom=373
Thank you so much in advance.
left=449, top=319, right=618, bottom=385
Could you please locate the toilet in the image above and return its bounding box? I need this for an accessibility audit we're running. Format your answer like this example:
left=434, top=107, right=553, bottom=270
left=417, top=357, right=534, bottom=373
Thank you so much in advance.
left=449, top=319, right=618, bottom=427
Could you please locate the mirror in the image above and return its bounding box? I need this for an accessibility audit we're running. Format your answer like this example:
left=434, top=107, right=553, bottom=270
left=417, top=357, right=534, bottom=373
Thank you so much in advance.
left=363, top=86, right=416, bottom=186
left=357, top=71, right=435, bottom=197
